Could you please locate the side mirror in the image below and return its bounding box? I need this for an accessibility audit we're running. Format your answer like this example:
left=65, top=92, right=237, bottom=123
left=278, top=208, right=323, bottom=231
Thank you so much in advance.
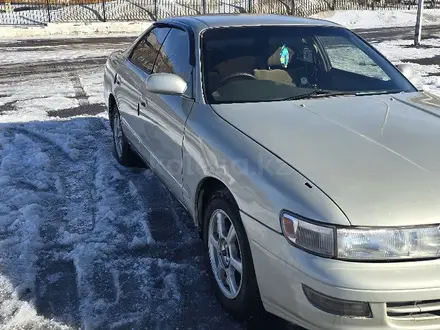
left=145, top=73, right=187, bottom=95
left=396, top=63, right=414, bottom=80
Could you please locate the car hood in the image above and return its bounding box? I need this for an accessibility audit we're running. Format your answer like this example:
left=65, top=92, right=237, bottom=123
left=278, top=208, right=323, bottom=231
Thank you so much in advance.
left=211, top=91, right=440, bottom=226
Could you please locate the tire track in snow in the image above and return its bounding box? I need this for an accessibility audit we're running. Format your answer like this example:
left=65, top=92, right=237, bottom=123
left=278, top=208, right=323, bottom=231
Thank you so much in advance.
left=0, top=120, right=259, bottom=330
left=116, top=168, right=240, bottom=330
left=0, top=119, right=161, bottom=329
left=0, top=125, right=80, bottom=330
left=121, top=168, right=196, bottom=259
left=49, top=118, right=162, bottom=329
left=69, top=72, right=89, bottom=107
left=9, top=125, right=87, bottom=328
left=0, top=58, right=105, bottom=81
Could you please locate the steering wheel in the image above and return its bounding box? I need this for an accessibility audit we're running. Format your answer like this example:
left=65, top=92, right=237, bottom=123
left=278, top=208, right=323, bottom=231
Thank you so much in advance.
left=218, top=72, right=257, bottom=87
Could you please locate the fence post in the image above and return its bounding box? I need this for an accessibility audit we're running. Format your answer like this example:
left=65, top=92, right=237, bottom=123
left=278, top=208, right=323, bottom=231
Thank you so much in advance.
left=5, top=2, right=12, bottom=12
left=102, top=0, right=106, bottom=21
left=414, top=0, right=424, bottom=46
left=154, top=0, right=158, bottom=20
left=202, top=0, right=206, bottom=14
left=46, top=0, right=51, bottom=23
left=248, top=0, right=252, bottom=13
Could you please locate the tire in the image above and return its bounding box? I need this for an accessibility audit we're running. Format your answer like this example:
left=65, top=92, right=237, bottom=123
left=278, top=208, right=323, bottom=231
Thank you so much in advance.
left=203, top=188, right=264, bottom=322
left=111, top=106, right=136, bottom=166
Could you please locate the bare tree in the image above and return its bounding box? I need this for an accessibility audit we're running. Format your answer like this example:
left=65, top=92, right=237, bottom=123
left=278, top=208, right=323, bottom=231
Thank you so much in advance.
left=220, top=1, right=247, bottom=13
left=174, top=0, right=202, bottom=15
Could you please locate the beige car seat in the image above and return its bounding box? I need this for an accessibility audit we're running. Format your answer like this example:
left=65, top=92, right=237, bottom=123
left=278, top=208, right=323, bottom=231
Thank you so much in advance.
left=254, top=45, right=295, bottom=86
left=214, top=56, right=258, bottom=78
left=207, top=55, right=258, bottom=91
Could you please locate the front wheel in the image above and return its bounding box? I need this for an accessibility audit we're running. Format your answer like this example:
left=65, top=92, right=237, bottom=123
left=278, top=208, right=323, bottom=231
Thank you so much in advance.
left=111, top=106, right=136, bottom=166
left=203, top=189, right=264, bottom=321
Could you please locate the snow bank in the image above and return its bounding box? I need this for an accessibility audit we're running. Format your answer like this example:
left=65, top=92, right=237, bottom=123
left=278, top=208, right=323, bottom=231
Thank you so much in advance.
left=373, top=37, right=440, bottom=94
left=374, top=37, right=440, bottom=61
left=0, top=46, right=120, bottom=65
left=313, top=9, right=440, bottom=29
left=0, top=21, right=151, bottom=39
left=2, top=7, right=440, bottom=38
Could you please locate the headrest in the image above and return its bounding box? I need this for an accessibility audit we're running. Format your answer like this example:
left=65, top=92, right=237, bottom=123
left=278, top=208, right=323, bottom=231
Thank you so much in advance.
left=253, top=69, right=295, bottom=86
left=214, top=56, right=257, bottom=77
left=267, top=45, right=295, bottom=67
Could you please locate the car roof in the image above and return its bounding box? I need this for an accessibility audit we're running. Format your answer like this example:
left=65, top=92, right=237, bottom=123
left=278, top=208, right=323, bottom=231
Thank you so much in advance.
left=160, top=14, right=342, bottom=32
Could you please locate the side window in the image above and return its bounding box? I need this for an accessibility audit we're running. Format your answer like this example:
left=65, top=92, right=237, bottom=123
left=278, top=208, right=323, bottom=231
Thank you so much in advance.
left=318, top=36, right=390, bottom=81
left=153, top=28, right=193, bottom=88
left=129, top=27, right=170, bottom=73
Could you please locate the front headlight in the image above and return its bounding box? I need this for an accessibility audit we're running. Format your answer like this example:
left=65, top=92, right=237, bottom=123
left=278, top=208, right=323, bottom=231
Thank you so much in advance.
left=281, top=212, right=440, bottom=261
left=281, top=213, right=335, bottom=257
left=337, top=226, right=440, bottom=260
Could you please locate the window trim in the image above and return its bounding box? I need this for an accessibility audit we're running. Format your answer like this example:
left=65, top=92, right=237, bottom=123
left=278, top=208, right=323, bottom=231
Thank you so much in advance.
left=128, top=26, right=171, bottom=74
left=153, top=21, right=196, bottom=67
left=125, top=21, right=196, bottom=99
left=127, top=26, right=153, bottom=60
left=151, top=24, right=195, bottom=100
left=151, top=26, right=185, bottom=75
left=199, top=25, right=418, bottom=104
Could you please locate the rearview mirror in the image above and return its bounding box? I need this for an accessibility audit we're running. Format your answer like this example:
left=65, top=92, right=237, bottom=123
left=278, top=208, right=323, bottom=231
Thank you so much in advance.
left=396, top=63, right=414, bottom=80
left=145, top=73, right=187, bottom=95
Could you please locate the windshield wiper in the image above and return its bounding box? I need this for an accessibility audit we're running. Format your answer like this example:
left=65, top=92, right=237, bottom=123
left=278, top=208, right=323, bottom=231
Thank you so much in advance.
left=281, top=89, right=405, bottom=101
left=354, top=89, right=405, bottom=96
left=281, top=89, right=357, bottom=101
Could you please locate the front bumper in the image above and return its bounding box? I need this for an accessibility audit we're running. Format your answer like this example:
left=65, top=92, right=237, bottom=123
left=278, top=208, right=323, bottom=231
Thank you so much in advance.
left=241, top=211, right=440, bottom=330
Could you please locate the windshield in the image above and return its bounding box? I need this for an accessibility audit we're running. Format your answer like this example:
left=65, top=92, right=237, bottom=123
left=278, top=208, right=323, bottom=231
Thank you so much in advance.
left=200, top=25, right=416, bottom=104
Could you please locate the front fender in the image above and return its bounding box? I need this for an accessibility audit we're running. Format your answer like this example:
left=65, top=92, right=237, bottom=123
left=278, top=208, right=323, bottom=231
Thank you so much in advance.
left=103, top=51, right=124, bottom=111
left=183, top=104, right=350, bottom=233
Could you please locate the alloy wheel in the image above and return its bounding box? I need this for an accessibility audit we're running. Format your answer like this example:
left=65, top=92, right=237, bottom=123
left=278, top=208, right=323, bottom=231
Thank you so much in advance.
left=208, top=209, right=243, bottom=299
left=113, top=112, right=123, bottom=158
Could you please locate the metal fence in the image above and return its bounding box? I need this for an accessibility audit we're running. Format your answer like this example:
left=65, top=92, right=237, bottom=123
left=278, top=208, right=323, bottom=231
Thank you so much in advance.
left=0, top=0, right=438, bottom=25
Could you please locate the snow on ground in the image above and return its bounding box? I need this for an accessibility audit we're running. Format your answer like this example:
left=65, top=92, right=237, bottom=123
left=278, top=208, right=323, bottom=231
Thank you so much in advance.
left=374, top=38, right=440, bottom=61
left=373, top=38, right=440, bottom=95
left=0, top=117, right=237, bottom=330
left=0, top=22, right=151, bottom=39
left=0, top=0, right=245, bottom=28
left=0, top=39, right=245, bottom=330
left=0, top=40, right=127, bottom=65
left=313, top=8, right=440, bottom=29
left=2, top=6, right=440, bottom=38
left=1, top=47, right=116, bottom=66
left=0, top=69, right=105, bottom=122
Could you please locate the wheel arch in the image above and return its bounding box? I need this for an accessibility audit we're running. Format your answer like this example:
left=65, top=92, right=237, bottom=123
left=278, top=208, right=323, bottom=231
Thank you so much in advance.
left=108, top=93, right=117, bottom=128
left=195, top=176, right=239, bottom=236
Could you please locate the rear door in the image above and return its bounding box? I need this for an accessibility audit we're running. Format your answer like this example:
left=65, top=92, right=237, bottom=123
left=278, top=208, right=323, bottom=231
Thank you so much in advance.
left=139, top=27, right=195, bottom=198
left=115, top=26, right=170, bottom=149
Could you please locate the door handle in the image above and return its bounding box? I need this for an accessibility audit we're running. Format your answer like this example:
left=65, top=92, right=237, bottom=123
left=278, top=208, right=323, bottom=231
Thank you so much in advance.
left=114, top=74, right=121, bottom=85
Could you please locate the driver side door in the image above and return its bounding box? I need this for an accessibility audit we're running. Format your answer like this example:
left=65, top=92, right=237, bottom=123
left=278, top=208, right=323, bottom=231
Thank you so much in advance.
left=139, top=27, right=195, bottom=200
left=116, top=26, right=170, bottom=152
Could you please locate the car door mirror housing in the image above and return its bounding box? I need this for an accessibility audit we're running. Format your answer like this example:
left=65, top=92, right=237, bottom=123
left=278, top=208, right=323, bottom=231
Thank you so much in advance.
left=396, top=63, right=414, bottom=80
left=145, top=73, right=187, bottom=95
